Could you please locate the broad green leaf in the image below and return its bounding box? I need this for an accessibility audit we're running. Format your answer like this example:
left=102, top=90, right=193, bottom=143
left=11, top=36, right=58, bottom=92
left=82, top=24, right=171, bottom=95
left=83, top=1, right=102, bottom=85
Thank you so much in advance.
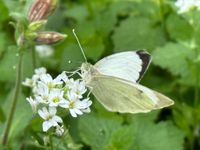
left=1, top=91, right=32, bottom=143
left=132, top=121, right=184, bottom=150
left=0, top=46, right=18, bottom=82
left=104, top=126, right=134, bottom=150
left=112, top=17, right=166, bottom=51
left=78, top=113, right=123, bottom=150
left=93, top=6, right=117, bottom=36
left=1, top=0, right=26, bottom=13
left=59, top=43, right=84, bottom=71
left=166, top=14, right=193, bottom=41
left=65, top=5, right=89, bottom=22
left=0, top=46, right=34, bottom=82
left=128, top=110, right=160, bottom=123
left=152, top=42, right=194, bottom=77
left=0, top=0, right=9, bottom=23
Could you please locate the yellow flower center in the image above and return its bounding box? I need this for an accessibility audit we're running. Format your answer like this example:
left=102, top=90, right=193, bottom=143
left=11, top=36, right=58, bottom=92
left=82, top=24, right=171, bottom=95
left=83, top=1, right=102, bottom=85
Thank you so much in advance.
left=46, top=114, right=53, bottom=120
left=69, top=101, right=75, bottom=109
left=53, top=96, right=60, bottom=103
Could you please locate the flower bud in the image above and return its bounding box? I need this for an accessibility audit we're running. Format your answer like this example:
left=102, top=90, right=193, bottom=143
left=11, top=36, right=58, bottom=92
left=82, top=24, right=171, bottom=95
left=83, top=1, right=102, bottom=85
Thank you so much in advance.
left=28, top=0, right=58, bottom=22
left=35, top=32, right=67, bottom=45
left=28, top=20, right=47, bottom=32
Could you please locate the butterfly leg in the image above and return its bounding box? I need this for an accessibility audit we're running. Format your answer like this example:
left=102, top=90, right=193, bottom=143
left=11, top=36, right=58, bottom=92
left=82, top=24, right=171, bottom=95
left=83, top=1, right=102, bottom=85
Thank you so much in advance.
left=65, top=69, right=80, bottom=77
left=86, top=85, right=93, bottom=98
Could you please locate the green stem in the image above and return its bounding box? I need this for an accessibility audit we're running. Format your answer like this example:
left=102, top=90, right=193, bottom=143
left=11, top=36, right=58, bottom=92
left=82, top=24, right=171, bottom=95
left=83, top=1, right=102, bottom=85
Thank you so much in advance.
left=49, top=135, right=54, bottom=150
left=194, top=64, right=199, bottom=106
left=193, top=41, right=199, bottom=106
left=2, top=51, right=24, bottom=146
left=31, top=48, right=36, bottom=69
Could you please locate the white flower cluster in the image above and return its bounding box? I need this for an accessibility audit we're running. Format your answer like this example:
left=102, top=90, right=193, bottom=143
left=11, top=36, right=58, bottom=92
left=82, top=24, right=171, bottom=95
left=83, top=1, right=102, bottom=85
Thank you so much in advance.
left=23, top=67, right=92, bottom=135
left=175, top=0, right=200, bottom=14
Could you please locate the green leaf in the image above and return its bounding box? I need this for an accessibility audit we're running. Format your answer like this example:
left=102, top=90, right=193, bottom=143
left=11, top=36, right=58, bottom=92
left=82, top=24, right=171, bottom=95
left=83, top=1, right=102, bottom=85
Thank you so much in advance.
left=0, top=106, right=6, bottom=122
left=1, top=0, right=26, bottom=13
left=1, top=91, right=32, bottom=143
left=78, top=113, right=123, bottom=150
left=0, top=47, right=34, bottom=82
left=0, top=33, right=9, bottom=56
left=59, top=43, right=85, bottom=71
left=76, top=21, right=105, bottom=61
left=0, top=0, right=9, bottom=23
left=0, top=46, right=18, bottom=82
left=132, top=121, right=184, bottom=150
left=152, top=42, right=194, bottom=77
left=93, top=7, right=117, bottom=36
left=65, top=5, right=89, bottom=23
left=104, top=126, right=134, bottom=150
left=112, top=17, right=166, bottom=51
left=166, top=14, right=193, bottom=41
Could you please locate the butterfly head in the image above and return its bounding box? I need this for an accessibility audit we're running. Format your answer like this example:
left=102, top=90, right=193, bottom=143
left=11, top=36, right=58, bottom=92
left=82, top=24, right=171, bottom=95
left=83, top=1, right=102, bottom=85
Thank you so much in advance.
left=80, top=62, right=97, bottom=84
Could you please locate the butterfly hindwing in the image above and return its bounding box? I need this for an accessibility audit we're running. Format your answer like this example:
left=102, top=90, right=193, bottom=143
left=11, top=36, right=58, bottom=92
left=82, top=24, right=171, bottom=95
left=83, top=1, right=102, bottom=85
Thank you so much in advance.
left=88, top=75, right=173, bottom=113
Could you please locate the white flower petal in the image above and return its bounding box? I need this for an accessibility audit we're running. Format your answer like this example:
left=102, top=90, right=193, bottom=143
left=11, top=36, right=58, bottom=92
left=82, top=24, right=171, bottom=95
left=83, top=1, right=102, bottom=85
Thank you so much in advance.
left=38, top=108, right=47, bottom=120
left=26, top=97, right=38, bottom=112
left=74, top=108, right=83, bottom=115
left=59, top=100, right=69, bottom=108
left=82, top=108, right=91, bottom=113
left=22, top=78, right=33, bottom=87
left=55, top=72, right=68, bottom=82
left=53, top=116, right=63, bottom=123
left=49, top=107, right=57, bottom=115
left=49, top=119, right=58, bottom=127
left=43, top=121, right=52, bottom=132
left=69, top=109, right=77, bottom=117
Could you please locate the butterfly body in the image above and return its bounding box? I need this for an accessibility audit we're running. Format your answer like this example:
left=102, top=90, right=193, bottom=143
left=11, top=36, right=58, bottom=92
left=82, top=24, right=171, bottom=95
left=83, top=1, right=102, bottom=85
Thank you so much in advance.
left=80, top=50, right=174, bottom=113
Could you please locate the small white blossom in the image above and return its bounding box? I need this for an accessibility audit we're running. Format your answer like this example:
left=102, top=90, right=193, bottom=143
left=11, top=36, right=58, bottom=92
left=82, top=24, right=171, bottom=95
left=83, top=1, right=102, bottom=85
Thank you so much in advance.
left=22, top=67, right=46, bottom=88
left=38, top=107, right=63, bottom=132
left=55, top=125, right=64, bottom=136
left=35, top=45, right=54, bottom=58
left=40, top=74, right=63, bottom=90
left=66, top=79, right=87, bottom=99
left=175, top=0, right=200, bottom=13
left=66, top=91, right=92, bottom=117
left=49, top=89, right=68, bottom=108
left=26, top=97, right=39, bottom=113
left=34, top=82, right=50, bottom=104
left=55, top=71, right=68, bottom=83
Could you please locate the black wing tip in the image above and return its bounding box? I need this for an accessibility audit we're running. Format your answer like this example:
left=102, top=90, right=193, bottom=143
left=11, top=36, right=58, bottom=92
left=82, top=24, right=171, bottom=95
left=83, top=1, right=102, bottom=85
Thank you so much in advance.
left=136, top=50, right=151, bottom=82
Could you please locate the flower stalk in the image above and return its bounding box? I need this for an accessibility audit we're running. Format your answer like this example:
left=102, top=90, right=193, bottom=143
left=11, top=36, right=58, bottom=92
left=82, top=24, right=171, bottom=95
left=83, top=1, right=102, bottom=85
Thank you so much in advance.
left=2, top=51, right=24, bottom=146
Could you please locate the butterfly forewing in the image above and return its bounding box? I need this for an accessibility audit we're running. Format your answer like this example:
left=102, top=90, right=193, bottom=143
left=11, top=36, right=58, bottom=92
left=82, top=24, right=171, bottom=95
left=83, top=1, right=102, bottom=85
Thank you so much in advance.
left=94, top=50, right=151, bottom=83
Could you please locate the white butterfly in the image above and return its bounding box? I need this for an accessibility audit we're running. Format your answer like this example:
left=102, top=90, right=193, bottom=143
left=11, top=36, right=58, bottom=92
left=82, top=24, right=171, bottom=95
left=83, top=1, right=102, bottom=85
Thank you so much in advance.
left=73, top=30, right=174, bottom=114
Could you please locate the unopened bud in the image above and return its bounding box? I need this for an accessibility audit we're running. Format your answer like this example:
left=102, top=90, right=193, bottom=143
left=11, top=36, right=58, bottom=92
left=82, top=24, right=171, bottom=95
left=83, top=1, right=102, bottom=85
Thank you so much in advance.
left=28, top=20, right=47, bottom=32
left=28, top=0, right=58, bottom=22
left=35, top=32, right=67, bottom=44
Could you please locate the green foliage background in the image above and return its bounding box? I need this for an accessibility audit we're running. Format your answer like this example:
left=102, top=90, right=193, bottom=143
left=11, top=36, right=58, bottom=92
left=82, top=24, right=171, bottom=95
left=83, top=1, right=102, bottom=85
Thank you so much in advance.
left=0, top=0, right=200, bottom=149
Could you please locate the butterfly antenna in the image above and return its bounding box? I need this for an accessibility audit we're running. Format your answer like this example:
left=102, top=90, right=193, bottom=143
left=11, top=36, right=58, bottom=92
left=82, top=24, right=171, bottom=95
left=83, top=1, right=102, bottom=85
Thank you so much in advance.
left=72, top=29, right=87, bottom=62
